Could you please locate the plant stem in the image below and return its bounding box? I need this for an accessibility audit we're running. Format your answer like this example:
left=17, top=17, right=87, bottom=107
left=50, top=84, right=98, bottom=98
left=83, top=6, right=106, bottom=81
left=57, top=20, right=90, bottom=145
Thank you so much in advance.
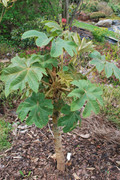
left=85, top=66, right=96, bottom=76
left=41, top=80, right=51, bottom=86
left=52, top=105, right=65, bottom=171
left=61, top=51, right=64, bottom=72
left=0, top=7, right=5, bottom=23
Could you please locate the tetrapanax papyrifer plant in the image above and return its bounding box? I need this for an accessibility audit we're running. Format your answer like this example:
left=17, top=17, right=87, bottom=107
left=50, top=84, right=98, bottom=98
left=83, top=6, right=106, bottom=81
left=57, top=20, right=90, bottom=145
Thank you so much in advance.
left=1, top=21, right=120, bottom=171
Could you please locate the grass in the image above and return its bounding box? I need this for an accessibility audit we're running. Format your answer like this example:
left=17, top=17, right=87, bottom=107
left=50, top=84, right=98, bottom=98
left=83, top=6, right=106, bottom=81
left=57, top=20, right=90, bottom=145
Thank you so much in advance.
left=73, top=20, right=118, bottom=39
left=101, top=85, right=120, bottom=128
left=0, top=119, right=12, bottom=151
left=108, top=14, right=120, bottom=20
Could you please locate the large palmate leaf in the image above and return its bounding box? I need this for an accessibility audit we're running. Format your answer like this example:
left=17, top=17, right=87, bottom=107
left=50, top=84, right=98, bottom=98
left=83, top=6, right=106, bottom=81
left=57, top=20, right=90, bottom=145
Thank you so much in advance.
left=31, top=54, right=58, bottom=69
left=58, top=104, right=81, bottom=133
left=22, top=30, right=53, bottom=47
left=89, top=51, right=120, bottom=80
left=44, top=21, right=62, bottom=33
left=68, top=80, right=103, bottom=117
left=50, top=37, right=77, bottom=57
left=17, top=93, right=53, bottom=128
left=1, top=56, right=46, bottom=96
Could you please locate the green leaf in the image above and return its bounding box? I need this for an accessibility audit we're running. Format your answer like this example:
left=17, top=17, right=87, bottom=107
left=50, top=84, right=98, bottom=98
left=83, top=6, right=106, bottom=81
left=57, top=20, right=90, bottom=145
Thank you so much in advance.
left=17, top=93, right=53, bottom=128
left=32, top=54, right=58, bottom=69
left=105, top=62, right=113, bottom=78
left=90, top=59, right=105, bottom=72
left=22, top=30, right=52, bottom=47
left=22, top=30, right=44, bottom=39
left=112, top=63, right=120, bottom=80
left=19, top=170, right=24, bottom=177
left=44, top=21, right=62, bottom=33
left=50, top=38, right=77, bottom=57
left=90, top=52, right=105, bottom=72
left=82, top=100, right=100, bottom=118
left=68, top=80, right=103, bottom=116
left=89, top=51, right=101, bottom=59
left=58, top=104, right=81, bottom=133
left=90, top=51, right=120, bottom=80
left=104, top=62, right=120, bottom=80
left=36, top=37, right=53, bottom=47
left=1, top=56, right=46, bottom=96
left=78, top=38, right=94, bottom=53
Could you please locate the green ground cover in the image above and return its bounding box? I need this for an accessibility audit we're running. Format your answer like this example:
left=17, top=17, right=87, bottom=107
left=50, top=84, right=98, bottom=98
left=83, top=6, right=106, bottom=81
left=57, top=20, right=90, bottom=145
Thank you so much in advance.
left=74, top=20, right=117, bottom=39
left=0, top=119, right=11, bottom=151
left=101, top=85, right=120, bottom=127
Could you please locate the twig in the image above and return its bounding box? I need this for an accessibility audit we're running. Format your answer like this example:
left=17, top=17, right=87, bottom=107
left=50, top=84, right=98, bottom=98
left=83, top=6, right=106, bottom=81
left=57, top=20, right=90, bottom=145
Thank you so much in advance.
left=40, top=130, right=48, bottom=139
left=60, top=87, right=71, bottom=92
left=48, top=123, right=54, bottom=137
left=85, top=66, right=96, bottom=76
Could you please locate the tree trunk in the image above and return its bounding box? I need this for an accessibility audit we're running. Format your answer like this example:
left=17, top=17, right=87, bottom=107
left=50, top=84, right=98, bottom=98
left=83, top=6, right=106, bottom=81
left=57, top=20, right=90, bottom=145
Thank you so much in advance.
left=65, top=0, right=69, bottom=24
left=69, top=0, right=83, bottom=26
left=62, top=0, right=69, bottom=24
left=52, top=108, right=65, bottom=171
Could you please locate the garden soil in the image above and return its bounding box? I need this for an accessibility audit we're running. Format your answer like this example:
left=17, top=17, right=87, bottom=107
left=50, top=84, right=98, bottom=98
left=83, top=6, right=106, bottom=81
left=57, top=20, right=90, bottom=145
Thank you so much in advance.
left=0, top=112, right=120, bottom=180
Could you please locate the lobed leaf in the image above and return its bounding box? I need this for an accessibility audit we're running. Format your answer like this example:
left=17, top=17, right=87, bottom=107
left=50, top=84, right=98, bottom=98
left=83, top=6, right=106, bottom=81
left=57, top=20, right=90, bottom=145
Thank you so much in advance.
left=50, top=38, right=77, bottom=57
left=90, top=51, right=120, bottom=80
left=44, top=21, right=62, bottom=34
left=1, top=56, right=47, bottom=96
left=31, top=54, right=58, bottom=69
left=22, top=30, right=52, bottom=47
left=58, top=104, right=81, bottom=133
left=68, top=80, right=103, bottom=117
left=17, top=93, right=53, bottom=128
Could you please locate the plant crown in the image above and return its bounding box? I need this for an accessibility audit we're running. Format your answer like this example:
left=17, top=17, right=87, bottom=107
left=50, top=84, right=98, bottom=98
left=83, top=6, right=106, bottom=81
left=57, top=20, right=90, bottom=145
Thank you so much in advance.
left=1, top=21, right=120, bottom=132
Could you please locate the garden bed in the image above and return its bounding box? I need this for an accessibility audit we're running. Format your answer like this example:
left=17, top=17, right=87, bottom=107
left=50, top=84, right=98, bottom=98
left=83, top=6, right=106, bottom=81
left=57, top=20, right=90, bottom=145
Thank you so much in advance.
left=0, top=113, right=120, bottom=180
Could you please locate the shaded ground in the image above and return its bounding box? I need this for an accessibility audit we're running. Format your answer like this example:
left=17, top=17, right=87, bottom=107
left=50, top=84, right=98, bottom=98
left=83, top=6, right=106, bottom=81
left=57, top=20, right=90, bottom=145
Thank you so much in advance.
left=71, top=26, right=93, bottom=40
left=0, top=113, right=120, bottom=180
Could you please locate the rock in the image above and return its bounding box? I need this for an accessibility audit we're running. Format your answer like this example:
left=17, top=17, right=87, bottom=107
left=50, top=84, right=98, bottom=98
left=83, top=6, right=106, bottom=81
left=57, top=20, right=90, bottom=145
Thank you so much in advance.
left=112, top=20, right=120, bottom=26
left=107, top=36, right=118, bottom=44
left=112, top=25, right=120, bottom=33
left=96, top=19, right=113, bottom=27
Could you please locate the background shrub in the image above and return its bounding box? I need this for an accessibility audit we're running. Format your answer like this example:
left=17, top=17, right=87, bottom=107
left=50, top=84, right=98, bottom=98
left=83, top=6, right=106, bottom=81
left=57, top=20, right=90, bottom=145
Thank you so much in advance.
left=90, top=12, right=106, bottom=20
left=97, top=2, right=113, bottom=16
left=11, top=17, right=46, bottom=48
left=0, top=0, right=61, bottom=42
left=108, top=2, right=120, bottom=16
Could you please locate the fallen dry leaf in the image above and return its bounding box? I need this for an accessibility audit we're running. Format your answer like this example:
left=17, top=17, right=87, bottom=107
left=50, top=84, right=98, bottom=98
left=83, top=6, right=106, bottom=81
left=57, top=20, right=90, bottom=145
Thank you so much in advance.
left=86, top=167, right=95, bottom=170
left=50, top=154, right=56, bottom=161
left=73, top=173, right=80, bottom=179
left=79, top=134, right=90, bottom=139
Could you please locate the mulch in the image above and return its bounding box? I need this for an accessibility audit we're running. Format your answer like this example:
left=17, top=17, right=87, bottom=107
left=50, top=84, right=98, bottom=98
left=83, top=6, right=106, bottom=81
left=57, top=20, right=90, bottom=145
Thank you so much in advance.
left=0, top=113, right=120, bottom=180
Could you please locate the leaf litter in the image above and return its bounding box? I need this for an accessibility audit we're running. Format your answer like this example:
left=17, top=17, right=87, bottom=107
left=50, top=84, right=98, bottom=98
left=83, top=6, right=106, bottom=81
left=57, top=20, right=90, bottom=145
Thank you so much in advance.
left=0, top=113, right=120, bottom=180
